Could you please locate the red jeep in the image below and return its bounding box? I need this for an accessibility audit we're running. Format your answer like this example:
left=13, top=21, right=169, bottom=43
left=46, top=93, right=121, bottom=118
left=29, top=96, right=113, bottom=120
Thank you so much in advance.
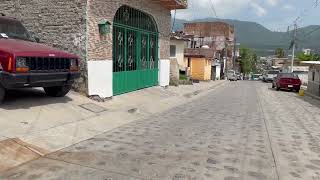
left=0, top=15, right=80, bottom=103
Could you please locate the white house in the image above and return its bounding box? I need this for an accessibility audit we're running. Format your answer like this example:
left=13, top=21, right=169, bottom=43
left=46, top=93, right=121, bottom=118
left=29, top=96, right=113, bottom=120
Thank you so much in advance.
left=301, top=61, right=320, bottom=97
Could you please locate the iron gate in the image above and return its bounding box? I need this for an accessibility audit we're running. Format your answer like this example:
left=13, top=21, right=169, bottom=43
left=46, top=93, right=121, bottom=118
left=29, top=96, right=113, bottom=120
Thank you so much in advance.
left=113, top=6, right=159, bottom=95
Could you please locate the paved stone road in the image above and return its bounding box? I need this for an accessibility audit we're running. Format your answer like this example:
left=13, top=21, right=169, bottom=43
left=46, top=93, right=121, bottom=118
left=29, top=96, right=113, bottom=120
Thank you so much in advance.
left=1, top=81, right=320, bottom=180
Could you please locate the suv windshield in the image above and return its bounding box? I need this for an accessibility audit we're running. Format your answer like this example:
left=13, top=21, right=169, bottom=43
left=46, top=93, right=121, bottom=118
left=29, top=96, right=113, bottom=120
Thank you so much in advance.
left=0, top=18, right=32, bottom=41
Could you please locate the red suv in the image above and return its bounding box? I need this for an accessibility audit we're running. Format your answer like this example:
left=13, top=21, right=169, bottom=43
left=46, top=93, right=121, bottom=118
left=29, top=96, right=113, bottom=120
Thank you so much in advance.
left=272, top=73, right=301, bottom=92
left=0, top=15, right=80, bottom=103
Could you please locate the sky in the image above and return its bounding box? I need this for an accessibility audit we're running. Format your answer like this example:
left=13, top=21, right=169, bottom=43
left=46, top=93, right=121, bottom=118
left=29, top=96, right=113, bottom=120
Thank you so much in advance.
left=174, top=0, right=320, bottom=31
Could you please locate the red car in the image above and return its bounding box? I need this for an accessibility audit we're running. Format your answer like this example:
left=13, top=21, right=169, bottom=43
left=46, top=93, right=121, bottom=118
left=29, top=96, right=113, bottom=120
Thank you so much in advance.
left=272, top=73, right=301, bottom=92
left=0, top=15, right=80, bottom=103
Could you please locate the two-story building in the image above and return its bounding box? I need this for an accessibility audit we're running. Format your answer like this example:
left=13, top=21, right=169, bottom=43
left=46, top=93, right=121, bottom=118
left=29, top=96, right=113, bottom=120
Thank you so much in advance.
left=1, top=0, right=187, bottom=98
left=183, top=22, right=235, bottom=79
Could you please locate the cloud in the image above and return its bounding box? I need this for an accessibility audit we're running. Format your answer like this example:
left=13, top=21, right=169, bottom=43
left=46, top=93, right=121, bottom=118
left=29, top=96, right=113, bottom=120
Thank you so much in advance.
left=283, top=4, right=294, bottom=11
left=250, top=2, right=267, bottom=16
left=175, top=0, right=268, bottom=20
left=266, top=0, right=279, bottom=6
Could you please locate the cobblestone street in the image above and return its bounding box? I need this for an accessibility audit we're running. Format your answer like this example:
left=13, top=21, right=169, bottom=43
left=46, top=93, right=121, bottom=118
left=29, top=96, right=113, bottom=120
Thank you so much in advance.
left=1, top=81, right=320, bottom=180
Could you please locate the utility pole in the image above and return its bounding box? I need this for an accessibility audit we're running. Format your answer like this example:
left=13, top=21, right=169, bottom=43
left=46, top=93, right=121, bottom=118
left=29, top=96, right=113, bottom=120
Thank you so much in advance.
left=291, top=22, right=298, bottom=73
left=233, top=37, right=236, bottom=70
left=224, top=37, right=228, bottom=79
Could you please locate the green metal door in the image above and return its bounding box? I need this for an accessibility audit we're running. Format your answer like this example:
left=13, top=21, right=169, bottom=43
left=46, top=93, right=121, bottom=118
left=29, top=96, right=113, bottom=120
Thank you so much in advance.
left=113, top=6, right=159, bottom=95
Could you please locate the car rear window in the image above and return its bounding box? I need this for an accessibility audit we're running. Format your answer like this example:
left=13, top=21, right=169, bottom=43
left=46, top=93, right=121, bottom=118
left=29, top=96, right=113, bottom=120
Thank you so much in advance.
left=268, top=71, right=279, bottom=74
left=278, top=73, right=298, bottom=78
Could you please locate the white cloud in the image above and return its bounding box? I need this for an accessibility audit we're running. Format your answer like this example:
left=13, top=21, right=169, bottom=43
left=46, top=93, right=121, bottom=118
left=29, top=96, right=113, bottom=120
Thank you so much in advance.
left=283, top=4, right=294, bottom=11
left=250, top=2, right=267, bottom=16
left=266, top=0, right=279, bottom=6
left=175, top=0, right=268, bottom=20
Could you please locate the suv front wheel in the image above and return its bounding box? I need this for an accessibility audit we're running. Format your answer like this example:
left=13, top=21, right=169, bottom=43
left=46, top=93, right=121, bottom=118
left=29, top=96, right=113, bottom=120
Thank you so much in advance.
left=44, top=85, right=71, bottom=97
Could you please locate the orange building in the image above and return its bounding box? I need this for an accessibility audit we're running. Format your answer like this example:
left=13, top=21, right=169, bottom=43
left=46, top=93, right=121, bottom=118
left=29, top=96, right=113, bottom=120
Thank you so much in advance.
left=185, top=48, right=213, bottom=81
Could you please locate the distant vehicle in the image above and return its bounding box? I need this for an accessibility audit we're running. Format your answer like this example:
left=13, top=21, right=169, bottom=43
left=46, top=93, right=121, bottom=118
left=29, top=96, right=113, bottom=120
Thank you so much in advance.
left=252, top=74, right=262, bottom=81
left=236, top=73, right=241, bottom=80
left=227, top=70, right=237, bottom=81
left=272, top=73, right=301, bottom=92
left=262, top=70, right=280, bottom=82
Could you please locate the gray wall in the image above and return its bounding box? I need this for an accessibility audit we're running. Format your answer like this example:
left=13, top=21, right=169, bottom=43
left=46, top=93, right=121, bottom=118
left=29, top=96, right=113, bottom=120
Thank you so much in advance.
left=307, top=65, right=320, bottom=97
left=0, top=0, right=87, bottom=92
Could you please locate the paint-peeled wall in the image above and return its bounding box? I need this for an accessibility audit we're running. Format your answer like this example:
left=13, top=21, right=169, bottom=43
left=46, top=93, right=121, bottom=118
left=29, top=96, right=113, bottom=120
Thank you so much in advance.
left=170, top=40, right=187, bottom=71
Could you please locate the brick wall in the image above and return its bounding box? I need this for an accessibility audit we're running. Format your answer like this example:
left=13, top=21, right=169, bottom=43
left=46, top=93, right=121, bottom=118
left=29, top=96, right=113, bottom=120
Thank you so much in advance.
left=87, top=0, right=171, bottom=61
left=0, top=0, right=88, bottom=92
left=184, top=22, right=235, bottom=40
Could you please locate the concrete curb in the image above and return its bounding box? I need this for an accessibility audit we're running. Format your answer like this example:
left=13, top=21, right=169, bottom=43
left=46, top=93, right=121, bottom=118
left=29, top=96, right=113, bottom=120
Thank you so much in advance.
left=305, top=91, right=320, bottom=101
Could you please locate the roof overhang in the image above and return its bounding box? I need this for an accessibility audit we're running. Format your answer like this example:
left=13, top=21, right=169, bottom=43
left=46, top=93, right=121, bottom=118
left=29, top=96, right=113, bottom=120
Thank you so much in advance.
left=155, top=0, right=188, bottom=10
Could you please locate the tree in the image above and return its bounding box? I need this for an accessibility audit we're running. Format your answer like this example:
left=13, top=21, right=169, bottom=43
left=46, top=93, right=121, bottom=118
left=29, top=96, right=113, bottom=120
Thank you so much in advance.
left=297, top=53, right=320, bottom=61
left=239, top=47, right=258, bottom=74
left=275, top=48, right=285, bottom=58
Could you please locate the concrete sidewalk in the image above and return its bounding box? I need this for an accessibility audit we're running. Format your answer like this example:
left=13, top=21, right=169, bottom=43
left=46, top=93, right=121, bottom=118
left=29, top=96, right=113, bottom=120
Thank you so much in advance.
left=0, top=80, right=226, bottom=173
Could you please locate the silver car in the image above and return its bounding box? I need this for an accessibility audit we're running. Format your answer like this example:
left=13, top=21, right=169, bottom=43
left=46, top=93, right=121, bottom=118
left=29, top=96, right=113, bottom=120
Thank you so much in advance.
left=263, top=70, right=280, bottom=82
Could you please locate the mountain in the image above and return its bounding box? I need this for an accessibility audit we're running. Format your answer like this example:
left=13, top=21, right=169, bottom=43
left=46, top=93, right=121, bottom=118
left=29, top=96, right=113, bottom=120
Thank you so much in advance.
left=172, top=18, right=320, bottom=56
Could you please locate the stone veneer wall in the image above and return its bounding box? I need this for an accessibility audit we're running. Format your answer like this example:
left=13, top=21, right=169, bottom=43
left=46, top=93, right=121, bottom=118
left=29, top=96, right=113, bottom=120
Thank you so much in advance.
left=87, top=0, right=171, bottom=61
left=0, top=0, right=172, bottom=94
left=0, top=0, right=88, bottom=92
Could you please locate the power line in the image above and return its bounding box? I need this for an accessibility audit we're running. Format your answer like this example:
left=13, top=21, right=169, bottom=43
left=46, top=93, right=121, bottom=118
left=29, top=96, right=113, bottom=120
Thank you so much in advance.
left=208, top=0, right=218, bottom=18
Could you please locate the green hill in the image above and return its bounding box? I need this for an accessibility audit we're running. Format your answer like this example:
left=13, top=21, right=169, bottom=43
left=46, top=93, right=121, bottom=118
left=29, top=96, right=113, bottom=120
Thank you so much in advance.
left=172, top=18, right=320, bottom=56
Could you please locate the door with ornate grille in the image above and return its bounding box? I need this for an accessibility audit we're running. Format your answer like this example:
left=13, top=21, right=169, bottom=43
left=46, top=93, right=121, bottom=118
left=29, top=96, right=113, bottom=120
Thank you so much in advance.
left=113, top=6, right=159, bottom=95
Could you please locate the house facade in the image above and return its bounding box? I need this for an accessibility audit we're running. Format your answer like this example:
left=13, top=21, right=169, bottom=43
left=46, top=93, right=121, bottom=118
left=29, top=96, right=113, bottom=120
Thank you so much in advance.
left=302, top=61, right=320, bottom=97
left=1, top=0, right=187, bottom=97
left=170, top=36, right=189, bottom=72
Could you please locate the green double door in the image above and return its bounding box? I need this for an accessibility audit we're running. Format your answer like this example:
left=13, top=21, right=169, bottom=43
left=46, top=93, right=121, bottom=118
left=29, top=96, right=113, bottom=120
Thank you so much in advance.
left=113, top=24, right=159, bottom=95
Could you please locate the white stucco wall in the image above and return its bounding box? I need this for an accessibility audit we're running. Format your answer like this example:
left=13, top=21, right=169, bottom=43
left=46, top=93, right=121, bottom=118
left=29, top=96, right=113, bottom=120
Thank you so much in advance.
left=170, top=40, right=187, bottom=71
left=216, top=65, right=221, bottom=80
left=88, top=60, right=113, bottom=98
left=159, top=59, right=170, bottom=86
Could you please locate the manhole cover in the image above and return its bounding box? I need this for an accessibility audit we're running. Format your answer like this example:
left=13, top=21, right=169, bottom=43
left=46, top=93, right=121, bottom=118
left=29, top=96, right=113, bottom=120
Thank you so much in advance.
left=79, top=103, right=107, bottom=113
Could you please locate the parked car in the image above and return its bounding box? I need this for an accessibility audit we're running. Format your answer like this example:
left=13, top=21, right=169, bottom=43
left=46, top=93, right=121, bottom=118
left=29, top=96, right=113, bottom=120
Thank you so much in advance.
left=272, top=73, right=301, bottom=92
left=236, top=73, right=241, bottom=80
left=227, top=70, right=237, bottom=81
left=252, top=74, right=262, bottom=81
left=262, top=70, right=280, bottom=82
left=0, top=16, right=80, bottom=103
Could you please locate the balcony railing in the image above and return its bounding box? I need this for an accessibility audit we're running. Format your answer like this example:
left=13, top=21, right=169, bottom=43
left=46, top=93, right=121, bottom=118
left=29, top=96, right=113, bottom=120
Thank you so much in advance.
left=156, top=0, right=188, bottom=10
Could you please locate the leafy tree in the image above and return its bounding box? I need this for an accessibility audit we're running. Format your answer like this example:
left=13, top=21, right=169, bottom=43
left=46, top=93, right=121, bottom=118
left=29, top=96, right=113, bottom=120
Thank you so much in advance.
left=275, top=48, right=285, bottom=58
left=239, top=47, right=258, bottom=74
left=297, top=53, right=320, bottom=61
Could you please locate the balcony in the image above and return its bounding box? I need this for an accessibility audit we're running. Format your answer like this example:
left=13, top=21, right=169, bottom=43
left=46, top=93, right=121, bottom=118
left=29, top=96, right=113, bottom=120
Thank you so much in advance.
left=155, top=0, right=188, bottom=10
left=184, top=48, right=215, bottom=59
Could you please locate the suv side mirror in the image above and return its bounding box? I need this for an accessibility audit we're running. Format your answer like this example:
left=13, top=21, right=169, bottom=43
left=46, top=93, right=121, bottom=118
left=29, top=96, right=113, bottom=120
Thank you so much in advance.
left=34, top=37, right=40, bottom=43
left=29, top=32, right=40, bottom=43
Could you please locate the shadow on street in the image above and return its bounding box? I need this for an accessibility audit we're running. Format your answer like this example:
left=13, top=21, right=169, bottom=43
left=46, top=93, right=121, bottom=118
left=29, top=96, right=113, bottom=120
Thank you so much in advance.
left=1, top=88, right=72, bottom=110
